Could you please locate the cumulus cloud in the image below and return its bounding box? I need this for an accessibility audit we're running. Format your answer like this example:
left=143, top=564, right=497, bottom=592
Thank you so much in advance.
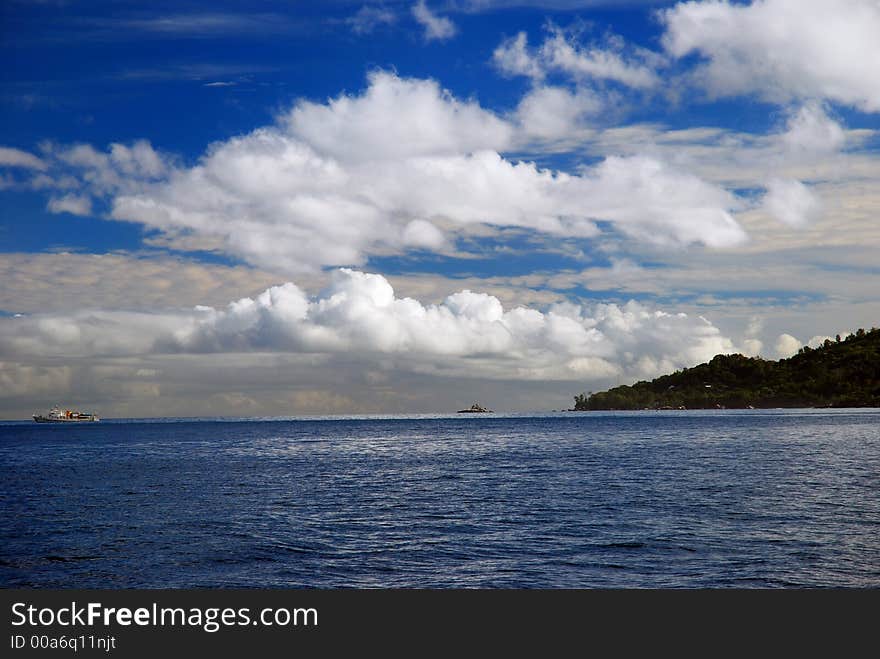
left=514, top=85, right=602, bottom=143
left=41, top=139, right=170, bottom=197
left=772, top=333, right=847, bottom=359
left=740, top=339, right=762, bottom=357
left=740, top=315, right=763, bottom=356
left=106, top=144, right=745, bottom=271
left=780, top=102, right=846, bottom=155
left=402, top=219, right=448, bottom=249
left=284, top=72, right=513, bottom=160
left=584, top=156, right=746, bottom=248
left=0, top=269, right=740, bottom=383
left=661, top=0, right=880, bottom=111
left=806, top=335, right=834, bottom=349
left=412, top=1, right=457, bottom=41
left=493, top=26, right=661, bottom=88
left=22, top=72, right=748, bottom=273
left=774, top=333, right=801, bottom=358
left=762, top=178, right=822, bottom=228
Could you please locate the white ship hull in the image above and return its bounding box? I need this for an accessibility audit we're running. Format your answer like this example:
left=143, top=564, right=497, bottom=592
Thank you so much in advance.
left=33, top=406, right=100, bottom=423
left=33, top=415, right=99, bottom=423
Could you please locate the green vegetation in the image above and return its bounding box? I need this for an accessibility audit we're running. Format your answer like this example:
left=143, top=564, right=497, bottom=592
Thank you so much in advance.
left=574, top=327, right=880, bottom=410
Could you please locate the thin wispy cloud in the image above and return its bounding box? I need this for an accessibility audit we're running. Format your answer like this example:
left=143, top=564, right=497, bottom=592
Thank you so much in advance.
left=11, top=11, right=310, bottom=44
left=459, top=1, right=669, bottom=9
left=113, top=63, right=276, bottom=83
left=495, top=25, right=663, bottom=89
left=347, top=5, right=398, bottom=34
left=89, top=12, right=304, bottom=38
left=0, top=147, right=47, bottom=171
left=412, top=1, right=458, bottom=41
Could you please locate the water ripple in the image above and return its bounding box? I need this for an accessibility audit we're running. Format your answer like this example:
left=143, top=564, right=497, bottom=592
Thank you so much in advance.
left=1, top=410, right=879, bottom=588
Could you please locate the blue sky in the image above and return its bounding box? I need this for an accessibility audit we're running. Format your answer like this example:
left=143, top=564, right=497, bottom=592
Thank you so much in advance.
left=1, top=0, right=680, bottom=258
left=2, top=0, right=879, bottom=417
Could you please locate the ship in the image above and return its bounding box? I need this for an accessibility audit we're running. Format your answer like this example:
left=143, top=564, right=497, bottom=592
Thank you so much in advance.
left=457, top=403, right=492, bottom=413
left=33, top=406, right=100, bottom=423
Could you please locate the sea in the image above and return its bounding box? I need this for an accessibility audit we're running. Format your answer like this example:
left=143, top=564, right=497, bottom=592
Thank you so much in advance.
left=1, top=409, right=878, bottom=589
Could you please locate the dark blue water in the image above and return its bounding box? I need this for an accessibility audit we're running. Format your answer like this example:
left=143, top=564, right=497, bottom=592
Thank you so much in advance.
left=1, top=410, right=878, bottom=588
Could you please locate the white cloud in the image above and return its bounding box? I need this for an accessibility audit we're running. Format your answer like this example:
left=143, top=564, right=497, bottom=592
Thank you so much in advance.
left=0, top=146, right=47, bottom=171
left=740, top=315, right=763, bottom=356
left=745, top=315, right=763, bottom=338
left=584, top=155, right=746, bottom=248
left=26, top=72, right=748, bottom=273
left=493, top=32, right=545, bottom=80
left=774, top=333, right=801, bottom=358
left=491, top=26, right=660, bottom=143
left=0, top=310, right=187, bottom=359
left=106, top=145, right=746, bottom=271
left=741, top=338, right=762, bottom=357
left=85, top=12, right=301, bottom=38
left=493, top=27, right=661, bottom=88
left=463, top=1, right=667, bottom=7
left=412, top=1, right=457, bottom=41
left=538, top=26, right=661, bottom=89
left=807, top=335, right=834, bottom=349
left=586, top=104, right=870, bottom=198
left=661, top=0, right=880, bottom=111
left=781, top=102, right=846, bottom=155
left=107, top=141, right=167, bottom=178
left=0, top=252, right=290, bottom=313
left=762, top=178, right=822, bottom=228
left=47, top=194, right=92, bottom=216
left=44, top=139, right=170, bottom=196
left=0, top=362, right=72, bottom=398
left=514, top=85, right=602, bottom=143
left=402, top=219, right=447, bottom=249
left=347, top=5, right=397, bottom=34
left=284, top=71, right=513, bottom=160
left=0, top=269, right=740, bottom=383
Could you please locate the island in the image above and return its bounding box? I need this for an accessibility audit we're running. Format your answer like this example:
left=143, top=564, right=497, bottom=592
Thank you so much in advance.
left=458, top=403, right=493, bottom=413
left=573, top=327, right=880, bottom=410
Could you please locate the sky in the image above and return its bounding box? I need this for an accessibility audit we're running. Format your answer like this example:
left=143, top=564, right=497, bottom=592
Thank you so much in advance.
left=1, top=0, right=879, bottom=418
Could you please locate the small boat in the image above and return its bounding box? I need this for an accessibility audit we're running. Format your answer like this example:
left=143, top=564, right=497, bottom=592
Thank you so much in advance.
left=33, top=406, right=100, bottom=423
left=457, top=403, right=492, bottom=413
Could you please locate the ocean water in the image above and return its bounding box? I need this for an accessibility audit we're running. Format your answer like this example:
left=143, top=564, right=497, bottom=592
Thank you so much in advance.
left=1, top=410, right=878, bottom=588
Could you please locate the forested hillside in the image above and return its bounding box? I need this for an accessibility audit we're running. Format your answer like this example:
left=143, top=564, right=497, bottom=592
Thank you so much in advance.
left=574, top=327, right=880, bottom=410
